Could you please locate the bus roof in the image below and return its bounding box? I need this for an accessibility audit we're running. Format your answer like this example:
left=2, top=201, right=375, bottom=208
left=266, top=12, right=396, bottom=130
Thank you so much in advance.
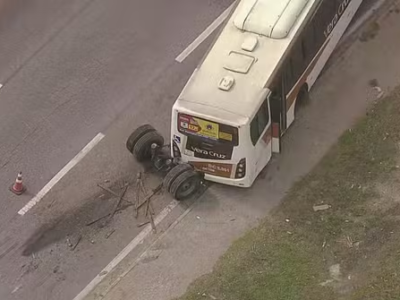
left=175, top=0, right=317, bottom=126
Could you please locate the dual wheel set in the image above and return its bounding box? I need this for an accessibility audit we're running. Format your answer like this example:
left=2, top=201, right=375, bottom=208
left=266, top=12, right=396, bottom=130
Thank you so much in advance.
left=126, top=125, right=202, bottom=200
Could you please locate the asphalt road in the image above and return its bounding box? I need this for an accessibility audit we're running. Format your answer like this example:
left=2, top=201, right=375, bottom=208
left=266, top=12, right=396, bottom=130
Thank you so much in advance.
left=0, top=0, right=383, bottom=299
left=0, top=0, right=233, bottom=299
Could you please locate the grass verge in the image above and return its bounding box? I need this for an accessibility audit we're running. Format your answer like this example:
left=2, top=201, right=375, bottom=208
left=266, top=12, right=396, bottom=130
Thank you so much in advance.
left=177, top=86, right=400, bottom=300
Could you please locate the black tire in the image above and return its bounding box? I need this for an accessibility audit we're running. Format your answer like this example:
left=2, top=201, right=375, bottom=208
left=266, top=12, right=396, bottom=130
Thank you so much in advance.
left=133, top=131, right=164, bottom=162
left=169, top=169, right=201, bottom=201
left=163, top=164, right=193, bottom=192
left=126, top=124, right=155, bottom=153
left=295, top=85, right=310, bottom=115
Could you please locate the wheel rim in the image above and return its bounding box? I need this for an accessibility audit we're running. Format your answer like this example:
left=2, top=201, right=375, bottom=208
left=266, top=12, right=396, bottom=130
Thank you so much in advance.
left=176, top=177, right=198, bottom=199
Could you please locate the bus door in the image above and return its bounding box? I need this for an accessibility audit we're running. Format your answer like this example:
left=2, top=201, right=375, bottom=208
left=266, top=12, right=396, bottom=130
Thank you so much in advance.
left=250, top=97, right=272, bottom=177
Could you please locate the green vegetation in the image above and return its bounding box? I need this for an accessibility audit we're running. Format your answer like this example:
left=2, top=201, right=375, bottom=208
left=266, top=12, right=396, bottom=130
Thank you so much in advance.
left=178, top=87, right=400, bottom=300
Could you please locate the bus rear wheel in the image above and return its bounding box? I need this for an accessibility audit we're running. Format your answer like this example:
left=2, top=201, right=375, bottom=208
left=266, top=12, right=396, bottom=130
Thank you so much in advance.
left=164, top=165, right=201, bottom=200
left=132, top=130, right=164, bottom=162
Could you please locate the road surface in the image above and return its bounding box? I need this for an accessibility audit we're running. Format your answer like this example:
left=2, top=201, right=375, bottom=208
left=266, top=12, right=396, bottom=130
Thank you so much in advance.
left=0, top=0, right=233, bottom=299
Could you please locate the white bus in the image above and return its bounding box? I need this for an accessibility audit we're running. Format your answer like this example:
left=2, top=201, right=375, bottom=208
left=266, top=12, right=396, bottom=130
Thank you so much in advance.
left=127, top=0, right=364, bottom=200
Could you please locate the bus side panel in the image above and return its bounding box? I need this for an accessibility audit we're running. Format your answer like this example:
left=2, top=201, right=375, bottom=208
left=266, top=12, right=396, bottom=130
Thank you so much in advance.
left=306, top=0, right=364, bottom=90
left=283, top=0, right=364, bottom=129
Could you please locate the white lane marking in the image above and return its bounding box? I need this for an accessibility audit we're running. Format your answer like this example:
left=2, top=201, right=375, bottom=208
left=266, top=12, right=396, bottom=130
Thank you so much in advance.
left=72, top=200, right=180, bottom=300
left=0, top=83, right=3, bottom=89
left=18, top=133, right=105, bottom=216
left=98, top=200, right=196, bottom=298
left=175, top=2, right=235, bottom=63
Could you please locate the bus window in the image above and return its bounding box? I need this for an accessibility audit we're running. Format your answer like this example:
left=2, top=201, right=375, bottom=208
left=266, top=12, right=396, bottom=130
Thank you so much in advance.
left=250, top=99, right=270, bottom=146
left=291, top=42, right=305, bottom=80
left=301, top=24, right=317, bottom=64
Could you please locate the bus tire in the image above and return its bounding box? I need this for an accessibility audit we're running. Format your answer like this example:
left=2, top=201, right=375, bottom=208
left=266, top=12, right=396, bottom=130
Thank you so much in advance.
left=295, top=85, right=309, bottom=115
left=126, top=124, right=156, bottom=153
left=169, top=169, right=201, bottom=201
left=133, top=131, right=164, bottom=162
left=163, top=164, right=193, bottom=193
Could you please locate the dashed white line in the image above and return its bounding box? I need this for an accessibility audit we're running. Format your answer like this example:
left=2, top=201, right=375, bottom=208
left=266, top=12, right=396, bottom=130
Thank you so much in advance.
left=18, top=133, right=105, bottom=216
left=175, top=2, right=235, bottom=63
left=72, top=200, right=180, bottom=300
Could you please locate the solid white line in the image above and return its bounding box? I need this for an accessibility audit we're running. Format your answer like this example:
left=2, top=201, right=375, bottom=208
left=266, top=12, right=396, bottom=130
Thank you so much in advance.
left=72, top=200, right=180, bottom=300
left=99, top=200, right=197, bottom=298
left=175, top=2, right=235, bottom=63
left=18, top=133, right=105, bottom=216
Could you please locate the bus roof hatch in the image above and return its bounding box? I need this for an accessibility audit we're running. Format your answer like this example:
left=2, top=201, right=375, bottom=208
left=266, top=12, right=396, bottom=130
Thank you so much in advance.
left=234, top=0, right=309, bottom=39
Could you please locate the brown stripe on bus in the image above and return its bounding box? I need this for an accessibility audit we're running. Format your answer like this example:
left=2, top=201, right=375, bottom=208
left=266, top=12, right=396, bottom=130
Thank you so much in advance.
left=272, top=122, right=280, bottom=138
left=286, top=38, right=331, bottom=111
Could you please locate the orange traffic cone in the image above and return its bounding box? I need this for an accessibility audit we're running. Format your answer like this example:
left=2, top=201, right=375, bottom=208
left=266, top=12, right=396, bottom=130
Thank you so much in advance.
left=10, top=172, right=26, bottom=195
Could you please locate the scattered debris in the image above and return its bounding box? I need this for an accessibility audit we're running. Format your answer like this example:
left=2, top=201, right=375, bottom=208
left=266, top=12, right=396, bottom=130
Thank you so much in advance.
left=329, top=264, right=341, bottom=280
left=66, top=238, right=73, bottom=248
left=140, top=249, right=162, bottom=263
left=105, top=229, right=115, bottom=239
left=368, top=78, right=379, bottom=87
left=97, top=183, right=130, bottom=203
left=72, top=235, right=82, bottom=251
left=368, top=79, right=384, bottom=98
left=320, top=279, right=334, bottom=286
left=107, top=185, right=129, bottom=223
left=11, top=284, right=22, bottom=294
left=136, top=184, right=162, bottom=211
left=313, top=204, right=331, bottom=212
left=99, top=270, right=108, bottom=276
left=285, top=218, right=290, bottom=223
left=149, top=211, right=157, bottom=233
left=86, top=203, right=134, bottom=226
left=53, top=266, right=60, bottom=274
left=89, top=174, right=163, bottom=237
left=196, top=216, right=201, bottom=220
left=137, top=221, right=150, bottom=228
left=372, top=86, right=384, bottom=99
left=134, top=173, right=142, bottom=218
left=359, top=22, right=380, bottom=42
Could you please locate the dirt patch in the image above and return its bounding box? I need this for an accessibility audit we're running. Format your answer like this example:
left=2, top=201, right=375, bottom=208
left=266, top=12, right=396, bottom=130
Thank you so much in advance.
left=177, top=86, right=400, bottom=300
left=359, top=21, right=380, bottom=42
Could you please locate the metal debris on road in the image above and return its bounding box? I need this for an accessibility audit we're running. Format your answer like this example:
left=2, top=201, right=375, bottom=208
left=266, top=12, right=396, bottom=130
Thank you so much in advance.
left=72, top=235, right=82, bottom=251
left=89, top=174, right=163, bottom=235
left=133, top=172, right=161, bottom=233
left=137, top=221, right=150, bottom=228
left=108, top=185, right=129, bottom=223
left=105, top=229, right=115, bottom=239
left=86, top=203, right=135, bottom=226
left=313, top=204, right=331, bottom=212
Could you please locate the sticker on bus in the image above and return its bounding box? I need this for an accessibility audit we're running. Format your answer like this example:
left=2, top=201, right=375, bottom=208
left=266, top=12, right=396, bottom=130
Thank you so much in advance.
left=178, top=113, right=239, bottom=146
